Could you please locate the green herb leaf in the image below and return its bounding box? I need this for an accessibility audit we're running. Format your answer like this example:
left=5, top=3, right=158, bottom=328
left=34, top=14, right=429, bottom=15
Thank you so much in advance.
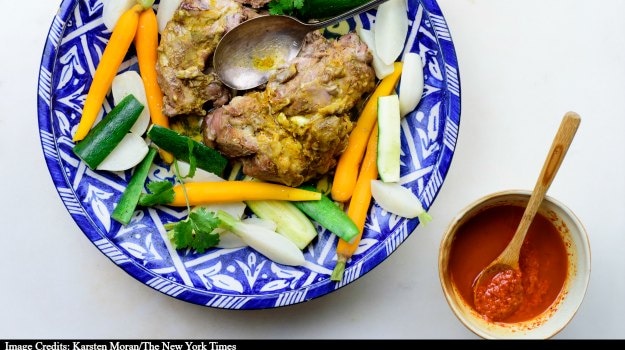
left=268, top=0, right=304, bottom=15
left=268, top=0, right=288, bottom=15
left=138, top=180, right=175, bottom=206
left=166, top=207, right=221, bottom=253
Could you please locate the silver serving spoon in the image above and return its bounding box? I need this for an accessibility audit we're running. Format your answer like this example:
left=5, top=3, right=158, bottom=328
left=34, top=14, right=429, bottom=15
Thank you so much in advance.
left=213, top=0, right=389, bottom=90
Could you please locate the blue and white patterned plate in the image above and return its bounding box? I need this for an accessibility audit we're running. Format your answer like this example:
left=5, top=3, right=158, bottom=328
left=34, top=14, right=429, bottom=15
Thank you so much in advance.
left=37, top=0, right=460, bottom=309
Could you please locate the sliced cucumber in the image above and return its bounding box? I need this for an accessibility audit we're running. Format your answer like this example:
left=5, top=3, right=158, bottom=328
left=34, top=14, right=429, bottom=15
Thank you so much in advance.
left=242, top=176, right=318, bottom=249
left=376, top=94, right=401, bottom=182
left=147, top=124, right=228, bottom=176
left=245, top=199, right=318, bottom=250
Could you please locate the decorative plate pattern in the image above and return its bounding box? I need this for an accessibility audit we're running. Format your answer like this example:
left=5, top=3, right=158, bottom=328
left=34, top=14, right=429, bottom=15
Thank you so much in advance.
left=37, top=0, right=460, bottom=309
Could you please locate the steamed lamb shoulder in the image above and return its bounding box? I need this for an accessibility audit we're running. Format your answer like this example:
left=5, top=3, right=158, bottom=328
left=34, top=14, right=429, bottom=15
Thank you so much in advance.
left=234, top=0, right=271, bottom=7
left=203, top=31, right=376, bottom=187
left=156, top=0, right=263, bottom=117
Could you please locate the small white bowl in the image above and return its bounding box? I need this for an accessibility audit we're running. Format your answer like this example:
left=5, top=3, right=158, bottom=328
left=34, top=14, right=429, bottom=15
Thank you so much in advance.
left=438, top=190, right=591, bottom=339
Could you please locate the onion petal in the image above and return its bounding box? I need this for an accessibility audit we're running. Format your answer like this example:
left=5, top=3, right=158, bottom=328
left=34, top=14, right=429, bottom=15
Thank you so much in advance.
left=374, top=0, right=409, bottom=65
left=399, top=53, right=425, bottom=118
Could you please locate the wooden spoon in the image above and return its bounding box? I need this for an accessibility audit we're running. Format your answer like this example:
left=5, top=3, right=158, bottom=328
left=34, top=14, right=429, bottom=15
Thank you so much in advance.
left=472, top=111, right=581, bottom=319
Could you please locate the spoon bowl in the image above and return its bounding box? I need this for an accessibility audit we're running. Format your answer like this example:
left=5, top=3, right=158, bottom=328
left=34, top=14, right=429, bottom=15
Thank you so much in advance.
left=213, top=0, right=388, bottom=90
left=472, top=111, right=581, bottom=320
left=438, top=189, right=591, bottom=338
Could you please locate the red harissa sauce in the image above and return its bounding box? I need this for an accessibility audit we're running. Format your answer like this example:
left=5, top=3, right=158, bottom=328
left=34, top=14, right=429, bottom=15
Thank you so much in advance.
left=474, top=266, right=524, bottom=321
left=448, top=204, right=568, bottom=323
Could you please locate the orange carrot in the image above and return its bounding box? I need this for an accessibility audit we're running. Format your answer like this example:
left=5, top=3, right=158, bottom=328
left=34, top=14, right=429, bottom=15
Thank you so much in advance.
left=331, top=62, right=402, bottom=202
left=168, top=181, right=322, bottom=206
left=331, top=123, right=380, bottom=281
left=73, top=4, right=144, bottom=142
left=135, top=7, right=173, bottom=163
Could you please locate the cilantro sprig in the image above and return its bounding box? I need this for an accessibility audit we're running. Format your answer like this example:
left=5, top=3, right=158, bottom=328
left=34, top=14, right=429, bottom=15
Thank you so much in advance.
left=268, top=0, right=304, bottom=15
left=165, top=207, right=221, bottom=253
left=138, top=180, right=175, bottom=207
left=138, top=142, right=222, bottom=253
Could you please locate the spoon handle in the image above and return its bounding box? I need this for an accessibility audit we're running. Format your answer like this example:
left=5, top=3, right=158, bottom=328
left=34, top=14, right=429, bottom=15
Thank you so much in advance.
left=311, top=0, right=390, bottom=29
left=502, top=111, right=581, bottom=265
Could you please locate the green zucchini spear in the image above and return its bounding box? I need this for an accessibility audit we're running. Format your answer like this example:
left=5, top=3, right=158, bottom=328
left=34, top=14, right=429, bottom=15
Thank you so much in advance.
left=293, top=185, right=360, bottom=243
left=73, top=94, right=144, bottom=169
left=111, top=147, right=158, bottom=225
left=147, top=124, right=228, bottom=177
left=268, top=0, right=371, bottom=21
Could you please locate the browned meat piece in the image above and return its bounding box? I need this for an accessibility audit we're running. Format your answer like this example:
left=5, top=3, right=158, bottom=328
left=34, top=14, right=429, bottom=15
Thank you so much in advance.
left=203, top=31, right=376, bottom=187
left=235, top=0, right=271, bottom=8
left=156, top=0, right=259, bottom=117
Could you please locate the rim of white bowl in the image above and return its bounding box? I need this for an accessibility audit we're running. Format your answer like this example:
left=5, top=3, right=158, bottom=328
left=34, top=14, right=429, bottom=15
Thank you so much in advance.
left=438, top=189, right=591, bottom=339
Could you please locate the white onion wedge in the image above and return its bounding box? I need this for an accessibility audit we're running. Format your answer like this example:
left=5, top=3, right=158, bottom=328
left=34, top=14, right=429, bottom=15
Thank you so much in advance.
left=374, top=0, right=409, bottom=65
left=399, top=53, right=425, bottom=118
left=156, top=0, right=183, bottom=33
left=214, top=218, right=277, bottom=249
left=96, top=133, right=149, bottom=171
left=176, top=161, right=226, bottom=183
left=196, top=202, right=247, bottom=222
left=370, top=180, right=431, bottom=222
left=356, top=25, right=394, bottom=80
left=242, top=217, right=278, bottom=231
left=215, top=231, right=247, bottom=249
left=112, top=71, right=150, bottom=136
left=217, top=210, right=305, bottom=266
left=103, top=0, right=136, bottom=31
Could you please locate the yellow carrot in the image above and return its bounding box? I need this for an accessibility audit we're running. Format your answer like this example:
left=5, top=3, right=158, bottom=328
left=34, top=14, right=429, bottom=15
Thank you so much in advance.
left=331, top=123, right=380, bottom=281
left=168, top=181, right=322, bottom=206
left=331, top=62, right=403, bottom=202
left=73, top=4, right=144, bottom=142
left=135, top=7, right=173, bottom=163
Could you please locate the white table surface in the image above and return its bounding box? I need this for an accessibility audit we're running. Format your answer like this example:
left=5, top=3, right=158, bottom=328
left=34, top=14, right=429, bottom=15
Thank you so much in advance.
left=2, top=0, right=624, bottom=339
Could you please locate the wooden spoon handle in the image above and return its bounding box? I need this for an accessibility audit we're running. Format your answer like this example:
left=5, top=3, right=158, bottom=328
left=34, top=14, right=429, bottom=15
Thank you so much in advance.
left=502, top=111, right=581, bottom=264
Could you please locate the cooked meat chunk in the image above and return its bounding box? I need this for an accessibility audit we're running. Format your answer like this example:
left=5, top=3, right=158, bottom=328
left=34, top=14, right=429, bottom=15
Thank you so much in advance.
left=156, top=0, right=259, bottom=117
left=203, top=31, right=376, bottom=187
left=235, top=0, right=271, bottom=8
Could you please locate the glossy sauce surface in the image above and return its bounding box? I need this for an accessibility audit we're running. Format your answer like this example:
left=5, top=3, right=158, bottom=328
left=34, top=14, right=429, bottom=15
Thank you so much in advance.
left=474, top=267, right=524, bottom=321
left=448, top=205, right=568, bottom=323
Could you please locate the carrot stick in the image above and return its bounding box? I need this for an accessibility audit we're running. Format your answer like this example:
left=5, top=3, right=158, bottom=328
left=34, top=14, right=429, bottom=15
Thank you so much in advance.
left=73, top=4, right=144, bottom=142
left=168, top=181, right=322, bottom=206
left=135, top=7, right=174, bottom=163
left=331, top=62, right=402, bottom=202
left=331, top=123, right=380, bottom=281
